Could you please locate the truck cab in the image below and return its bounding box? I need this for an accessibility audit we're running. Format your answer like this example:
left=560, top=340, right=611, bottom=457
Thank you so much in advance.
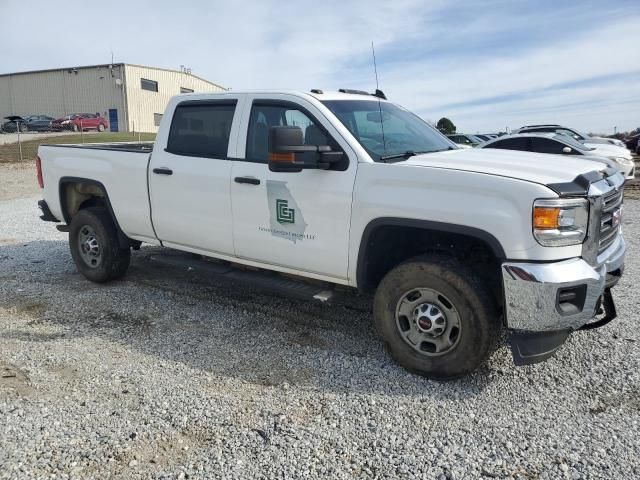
left=36, top=89, right=626, bottom=379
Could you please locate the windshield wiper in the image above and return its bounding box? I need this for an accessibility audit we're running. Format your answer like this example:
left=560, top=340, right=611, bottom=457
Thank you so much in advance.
left=379, top=150, right=428, bottom=162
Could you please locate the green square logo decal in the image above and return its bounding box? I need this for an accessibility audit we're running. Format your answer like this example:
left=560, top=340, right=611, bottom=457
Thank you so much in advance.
left=276, top=199, right=295, bottom=224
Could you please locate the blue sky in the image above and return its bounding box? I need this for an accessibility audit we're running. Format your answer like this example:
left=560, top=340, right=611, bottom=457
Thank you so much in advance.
left=1, top=0, right=638, bottom=133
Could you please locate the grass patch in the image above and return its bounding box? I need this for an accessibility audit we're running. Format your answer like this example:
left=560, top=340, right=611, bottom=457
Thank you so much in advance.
left=0, top=132, right=156, bottom=163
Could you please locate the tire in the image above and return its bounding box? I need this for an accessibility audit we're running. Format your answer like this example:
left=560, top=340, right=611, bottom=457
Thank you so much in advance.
left=373, top=255, right=499, bottom=380
left=20, top=125, right=28, bottom=133
left=69, top=207, right=130, bottom=283
left=97, top=124, right=105, bottom=132
left=72, top=124, right=79, bottom=132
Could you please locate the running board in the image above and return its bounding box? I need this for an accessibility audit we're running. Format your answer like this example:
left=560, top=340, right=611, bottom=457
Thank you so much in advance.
left=148, top=253, right=335, bottom=303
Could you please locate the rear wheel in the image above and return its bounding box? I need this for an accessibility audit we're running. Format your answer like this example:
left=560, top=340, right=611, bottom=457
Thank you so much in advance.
left=97, top=124, right=105, bottom=132
left=69, top=207, right=130, bottom=283
left=373, top=255, right=499, bottom=380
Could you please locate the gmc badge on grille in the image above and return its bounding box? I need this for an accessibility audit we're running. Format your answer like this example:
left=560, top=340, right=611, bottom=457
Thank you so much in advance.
left=612, top=208, right=622, bottom=229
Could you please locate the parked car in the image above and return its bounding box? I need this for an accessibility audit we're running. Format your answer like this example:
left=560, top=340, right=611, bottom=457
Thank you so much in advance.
left=35, top=89, right=625, bottom=379
left=2, top=115, right=56, bottom=133
left=446, top=133, right=484, bottom=147
left=481, top=132, right=635, bottom=180
left=51, top=113, right=108, bottom=132
left=623, top=132, right=640, bottom=151
left=514, top=124, right=626, bottom=148
left=474, top=134, right=493, bottom=142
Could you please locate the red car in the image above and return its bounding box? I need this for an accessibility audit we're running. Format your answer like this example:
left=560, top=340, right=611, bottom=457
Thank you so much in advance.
left=51, top=113, right=108, bottom=132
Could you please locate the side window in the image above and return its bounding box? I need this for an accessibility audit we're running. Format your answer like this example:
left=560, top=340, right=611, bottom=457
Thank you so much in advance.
left=246, top=103, right=334, bottom=163
left=486, top=138, right=529, bottom=150
left=530, top=138, right=567, bottom=154
left=166, top=102, right=236, bottom=158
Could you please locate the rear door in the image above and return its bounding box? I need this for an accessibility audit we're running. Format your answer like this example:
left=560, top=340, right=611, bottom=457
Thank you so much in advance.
left=148, top=96, right=243, bottom=255
left=229, top=95, right=357, bottom=280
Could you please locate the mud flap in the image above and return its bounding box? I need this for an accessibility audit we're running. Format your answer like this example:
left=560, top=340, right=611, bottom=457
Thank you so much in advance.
left=508, top=329, right=571, bottom=366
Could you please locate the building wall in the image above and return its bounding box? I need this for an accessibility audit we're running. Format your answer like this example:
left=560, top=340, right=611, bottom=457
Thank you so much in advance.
left=0, top=64, right=225, bottom=133
left=123, top=65, right=225, bottom=133
left=0, top=65, right=126, bottom=129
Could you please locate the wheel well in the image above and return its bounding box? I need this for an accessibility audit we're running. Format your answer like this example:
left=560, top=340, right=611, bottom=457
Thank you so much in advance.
left=59, top=179, right=139, bottom=250
left=357, top=222, right=504, bottom=305
left=59, top=181, right=108, bottom=224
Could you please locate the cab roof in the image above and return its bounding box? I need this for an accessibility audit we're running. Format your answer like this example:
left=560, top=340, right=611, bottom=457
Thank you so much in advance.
left=175, top=89, right=389, bottom=102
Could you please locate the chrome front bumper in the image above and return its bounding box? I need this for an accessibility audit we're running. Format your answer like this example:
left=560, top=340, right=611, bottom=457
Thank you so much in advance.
left=502, top=235, right=625, bottom=332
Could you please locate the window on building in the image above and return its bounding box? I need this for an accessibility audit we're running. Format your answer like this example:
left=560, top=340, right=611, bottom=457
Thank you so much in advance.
left=141, top=78, right=158, bottom=92
left=180, top=87, right=194, bottom=94
left=154, top=113, right=163, bottom=127
left=166, top=101, right=237, bottom=158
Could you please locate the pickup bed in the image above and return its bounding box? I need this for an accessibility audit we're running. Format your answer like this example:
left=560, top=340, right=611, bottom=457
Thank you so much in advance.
left=36, top=89, right=626, bottom=379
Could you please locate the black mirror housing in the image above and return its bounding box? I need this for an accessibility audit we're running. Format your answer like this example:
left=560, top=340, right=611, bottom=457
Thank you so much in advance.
left=267, top=125, right=347, bottom=173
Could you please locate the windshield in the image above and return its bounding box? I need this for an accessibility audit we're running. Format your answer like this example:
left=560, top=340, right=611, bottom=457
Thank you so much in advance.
left=321, top=100, right=455, bottom=161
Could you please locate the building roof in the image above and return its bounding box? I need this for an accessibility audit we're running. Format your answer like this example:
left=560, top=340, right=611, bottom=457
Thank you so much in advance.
left=0, top=63, right=226, bottom=90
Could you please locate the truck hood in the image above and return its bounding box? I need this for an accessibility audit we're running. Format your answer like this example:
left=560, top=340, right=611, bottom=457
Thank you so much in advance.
left=399, top=148, right=607, bottom=186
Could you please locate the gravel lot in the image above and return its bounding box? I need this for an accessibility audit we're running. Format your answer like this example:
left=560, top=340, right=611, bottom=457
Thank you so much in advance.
left=1, top=165, right=639, bottom=479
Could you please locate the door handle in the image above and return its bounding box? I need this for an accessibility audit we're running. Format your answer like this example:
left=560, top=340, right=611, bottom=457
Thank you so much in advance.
left=153, top=167, right=173, bottom=175
left=234, top=176, right=260, bottom=185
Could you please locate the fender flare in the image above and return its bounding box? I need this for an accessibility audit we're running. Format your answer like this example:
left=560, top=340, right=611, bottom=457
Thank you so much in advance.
left=356, top=217, right=506, bottom=290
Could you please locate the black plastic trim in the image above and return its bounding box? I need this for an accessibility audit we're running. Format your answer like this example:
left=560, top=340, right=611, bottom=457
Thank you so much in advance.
left=356, top=217, right=506, bottom=290
left=546, top=170, right=606, bottom=196
left=579, top=288, right=617, bottom=331
left=508, top=329, right=570, bottom=366
left=58, top=176, right=131, bottom=249
left=41, top=143, right=153, bottom=153
left=37, top=200, right=60, bottom=222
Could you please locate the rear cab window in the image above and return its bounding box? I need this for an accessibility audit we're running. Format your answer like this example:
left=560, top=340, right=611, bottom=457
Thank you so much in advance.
left=166, top=101, right=237, bottom=158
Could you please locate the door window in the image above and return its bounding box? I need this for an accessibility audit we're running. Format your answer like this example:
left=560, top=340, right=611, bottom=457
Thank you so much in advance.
left=166, top=102, right=237, bottom=158
left=245, top=103, right=334, bottom=163
left=530, top=138, right=577, bottom=154
left=485, top=138, right=530, bottom=150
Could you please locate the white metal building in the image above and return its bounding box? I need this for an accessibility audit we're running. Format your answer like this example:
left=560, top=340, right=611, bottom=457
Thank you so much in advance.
left=0, top=63, right=226, bottom=133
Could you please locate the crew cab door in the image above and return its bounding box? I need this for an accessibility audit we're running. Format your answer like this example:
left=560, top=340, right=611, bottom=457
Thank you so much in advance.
left=230, top=95, right=357, bottom=280
left=149, top=96, right=243, bottom=255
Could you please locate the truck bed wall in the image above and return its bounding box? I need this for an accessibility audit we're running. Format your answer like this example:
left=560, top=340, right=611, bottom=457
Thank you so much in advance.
left=39, top=144, right=157, bottom=243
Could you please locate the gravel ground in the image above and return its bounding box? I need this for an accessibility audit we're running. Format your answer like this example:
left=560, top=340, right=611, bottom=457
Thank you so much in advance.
left=1, top=185, right=639, bottom=479
left=0, top=164, right=40, bottom=201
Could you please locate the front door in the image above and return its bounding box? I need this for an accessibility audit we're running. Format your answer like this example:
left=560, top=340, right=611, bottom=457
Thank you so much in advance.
left=108, top=109, right=118, bottom=132
left=230, top=96, right=357, bottom=280
left=149, top=97, right=242, bottom=256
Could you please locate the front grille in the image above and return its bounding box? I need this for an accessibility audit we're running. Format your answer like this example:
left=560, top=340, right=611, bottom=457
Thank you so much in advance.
left=598, top=187, right=623, bottom=254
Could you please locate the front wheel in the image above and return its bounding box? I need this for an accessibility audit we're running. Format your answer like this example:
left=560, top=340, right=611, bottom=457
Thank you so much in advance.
left=97, top=124, right=105, bottom=132
left=374, top=255, right=499, bottom=380
left=69, top=207, right=130, bottom=283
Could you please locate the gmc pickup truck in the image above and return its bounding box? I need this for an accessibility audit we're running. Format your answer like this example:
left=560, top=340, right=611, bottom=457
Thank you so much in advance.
left=36, top=89, right=626, bottom=379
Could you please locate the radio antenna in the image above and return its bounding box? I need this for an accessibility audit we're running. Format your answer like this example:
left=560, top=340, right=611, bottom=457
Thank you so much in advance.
left=371, top=41, right=387, bottom=154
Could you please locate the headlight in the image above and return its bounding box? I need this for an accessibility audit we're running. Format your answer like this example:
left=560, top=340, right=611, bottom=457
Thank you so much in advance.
left=533, top=198, right=589, bottom=246
left=612, top=156, right=634, bottom=165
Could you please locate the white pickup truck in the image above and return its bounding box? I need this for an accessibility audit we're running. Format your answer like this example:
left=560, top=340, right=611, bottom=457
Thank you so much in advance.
left=36, top=89, right=626, bottom=379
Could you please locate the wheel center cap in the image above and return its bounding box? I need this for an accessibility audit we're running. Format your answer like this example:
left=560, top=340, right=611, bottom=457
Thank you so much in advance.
left=413, top=303, right=446, bottom=337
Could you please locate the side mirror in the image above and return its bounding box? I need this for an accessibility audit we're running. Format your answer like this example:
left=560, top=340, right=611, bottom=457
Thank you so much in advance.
left=562, top=146, right=572, bottom=154
left=268, top=126, right=345, bottom=172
